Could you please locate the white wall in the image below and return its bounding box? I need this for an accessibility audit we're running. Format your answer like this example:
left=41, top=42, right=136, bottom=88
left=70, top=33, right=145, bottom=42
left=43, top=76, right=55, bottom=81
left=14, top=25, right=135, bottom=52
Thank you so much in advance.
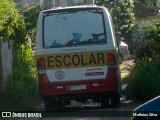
left=58, top=0, right=68, bottom=7
left=41, top=0, right=94, bottom=8
left=0, top=41, right=13, bottom=92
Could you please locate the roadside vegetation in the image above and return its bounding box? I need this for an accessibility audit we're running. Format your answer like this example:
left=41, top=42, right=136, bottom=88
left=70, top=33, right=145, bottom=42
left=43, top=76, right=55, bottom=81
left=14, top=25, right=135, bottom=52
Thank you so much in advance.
left=95, top=0, right=135, bottom=33
left=0, top=1, right=42, bottom=111
left=24, top=4, right=44, bottom=45
left=0, top=0, right=25, bottom=44
left=0, top=44, right=40, bottom=111
left=125, top=20, right=160, bottom=101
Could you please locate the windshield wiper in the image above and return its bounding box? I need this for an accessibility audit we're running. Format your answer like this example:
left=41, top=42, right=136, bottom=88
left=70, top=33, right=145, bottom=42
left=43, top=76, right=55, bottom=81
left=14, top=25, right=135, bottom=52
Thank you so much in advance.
left=86, top=33, right=106, bottom=44
left=92, top=33, right=105, bottom=39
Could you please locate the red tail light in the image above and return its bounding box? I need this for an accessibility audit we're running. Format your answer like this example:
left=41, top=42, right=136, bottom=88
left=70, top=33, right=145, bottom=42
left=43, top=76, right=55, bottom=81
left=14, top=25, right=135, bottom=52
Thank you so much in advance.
left=107, top=53, right=117, bottom=69
left=108, top=53, right=115, bottom=60
left=107, top=53, right=116, bottom=65
left=37, top=58, right=46, bottom=74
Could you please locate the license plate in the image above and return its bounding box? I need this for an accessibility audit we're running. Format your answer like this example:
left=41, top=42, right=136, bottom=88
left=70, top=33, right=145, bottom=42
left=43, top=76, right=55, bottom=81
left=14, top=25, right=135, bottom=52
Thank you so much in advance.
left=70, top=84, right=86, bottom=91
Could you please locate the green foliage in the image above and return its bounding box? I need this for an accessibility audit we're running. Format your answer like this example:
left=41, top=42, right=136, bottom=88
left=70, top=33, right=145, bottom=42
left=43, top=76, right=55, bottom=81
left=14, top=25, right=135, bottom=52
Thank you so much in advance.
left=0, top=1, right=42, bottom=111
left=0, top=0, right=25, bottom=46
left=95, top=0, right=135, bottom=33
left=125, top=20, right=160, bottom=101
left=135, top=21, right=160, bottom=61
left=125, top=57, right=160, bottom=101
left=0, top=43, right=40, bottom=111
left=24, top=4, right=44, bottom=31
left=135, top=0, right=158, bottom=9
left=24, top=4, right=44, bottom=45
left=144, top=22, right=160, bottom=42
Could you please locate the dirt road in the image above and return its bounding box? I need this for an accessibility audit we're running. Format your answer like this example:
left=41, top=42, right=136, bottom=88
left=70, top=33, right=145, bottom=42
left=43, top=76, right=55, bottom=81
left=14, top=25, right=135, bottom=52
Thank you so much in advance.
left=121, top=59, right=134, bottom=79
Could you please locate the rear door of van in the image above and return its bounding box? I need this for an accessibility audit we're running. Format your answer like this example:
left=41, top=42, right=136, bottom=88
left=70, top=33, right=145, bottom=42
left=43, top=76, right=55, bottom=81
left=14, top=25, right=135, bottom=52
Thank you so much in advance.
left=36, top=7, right=118, bottom=93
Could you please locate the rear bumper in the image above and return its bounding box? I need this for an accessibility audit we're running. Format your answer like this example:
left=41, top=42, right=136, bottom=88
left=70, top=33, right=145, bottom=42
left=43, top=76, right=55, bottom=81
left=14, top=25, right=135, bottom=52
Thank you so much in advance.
left=42, top=91, right=119, bottom=101
left=38, top=69, right=120, bottom=97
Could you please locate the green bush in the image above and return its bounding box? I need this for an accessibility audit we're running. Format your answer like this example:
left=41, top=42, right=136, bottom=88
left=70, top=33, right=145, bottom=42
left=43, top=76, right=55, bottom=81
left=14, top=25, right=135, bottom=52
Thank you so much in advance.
left=24, top=4, right=45, bottom=45
left=135, top=22, right=160, bottom=61
left=24, top=4, right=44, bottom=31
left=95, top=0, right=135, bottom=33
left=0, top=43, right=40, bottom=111
left=125, top=18, right=160, bottom=101
left=0, top=0, right=25, bottom=46
left=125, top=57, right=160, bottom=101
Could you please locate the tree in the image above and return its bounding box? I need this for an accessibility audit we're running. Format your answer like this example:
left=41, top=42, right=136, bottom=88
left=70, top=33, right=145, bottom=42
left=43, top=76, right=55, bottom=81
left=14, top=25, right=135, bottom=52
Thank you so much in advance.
left=0, top=0, right=25, bottom=46
left=24, top=4, right=44, bottom=44
left=95, top=0, right=135, bottom=34
left=135, top=0, right=158, bottom=9
left=24, top=4, right=44, bottom=31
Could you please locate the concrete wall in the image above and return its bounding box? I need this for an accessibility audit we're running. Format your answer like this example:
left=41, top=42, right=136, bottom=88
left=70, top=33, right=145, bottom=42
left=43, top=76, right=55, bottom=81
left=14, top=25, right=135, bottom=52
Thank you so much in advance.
left=13, top=0, right=24, bottom=14
left=59, top=0, right=68, bottom=7
left=0, top=40, right=13, bottom=93
left=42, top=0, right=94, bottom=9
left=0, top=44, right=2, bottom=92
left=68, top=0, right=94, bottom=6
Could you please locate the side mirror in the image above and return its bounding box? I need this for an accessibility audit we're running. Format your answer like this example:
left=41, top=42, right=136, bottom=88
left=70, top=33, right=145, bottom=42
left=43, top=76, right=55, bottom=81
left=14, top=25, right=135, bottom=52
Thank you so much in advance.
left=116, top=32, right=121, bottom=46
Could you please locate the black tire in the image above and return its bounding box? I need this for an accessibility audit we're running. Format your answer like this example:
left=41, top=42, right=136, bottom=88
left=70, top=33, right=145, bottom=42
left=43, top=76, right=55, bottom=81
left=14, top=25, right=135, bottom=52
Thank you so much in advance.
left=101, top=98, right=109, bottom=108
left=111, top=94, right=120, bottom=107
left=44, top=98, right=53, bottom=111
left=52, top=100, right=64, bottom=112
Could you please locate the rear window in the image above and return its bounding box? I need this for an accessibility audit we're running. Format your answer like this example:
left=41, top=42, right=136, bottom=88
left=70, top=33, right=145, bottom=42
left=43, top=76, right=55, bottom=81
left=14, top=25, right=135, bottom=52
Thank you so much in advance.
left=43, top=8, right=106, bottom=48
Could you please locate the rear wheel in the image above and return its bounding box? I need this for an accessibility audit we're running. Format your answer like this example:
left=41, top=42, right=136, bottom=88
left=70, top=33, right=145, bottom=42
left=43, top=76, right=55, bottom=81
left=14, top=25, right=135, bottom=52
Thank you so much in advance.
left=52, top=100, right=64, bottom=111
left=44, top=98, right=64, bottom=111
left=101, top=98, right=109, bottom=108
left=44, top=98, right=53, bottom=111
left=111, top=94, right=120, bottom=107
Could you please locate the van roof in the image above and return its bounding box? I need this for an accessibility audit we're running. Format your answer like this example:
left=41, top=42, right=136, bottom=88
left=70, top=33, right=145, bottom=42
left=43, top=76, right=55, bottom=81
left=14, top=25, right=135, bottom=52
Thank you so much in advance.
left=43, top=5, right=104, bottom=12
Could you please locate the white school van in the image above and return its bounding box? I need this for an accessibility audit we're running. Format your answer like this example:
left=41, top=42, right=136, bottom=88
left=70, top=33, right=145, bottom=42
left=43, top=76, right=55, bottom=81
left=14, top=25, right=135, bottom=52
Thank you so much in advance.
left=36, top=5, right=121, bottom=111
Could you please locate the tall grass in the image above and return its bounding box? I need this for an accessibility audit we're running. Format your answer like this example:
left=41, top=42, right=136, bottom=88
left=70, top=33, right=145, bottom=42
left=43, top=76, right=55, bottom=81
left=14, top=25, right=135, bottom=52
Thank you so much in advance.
left=125, top=21, right=160, bottom=101
left=0, top=43, right=40, bottom=111
left=125, top=56, right=160, bottom=101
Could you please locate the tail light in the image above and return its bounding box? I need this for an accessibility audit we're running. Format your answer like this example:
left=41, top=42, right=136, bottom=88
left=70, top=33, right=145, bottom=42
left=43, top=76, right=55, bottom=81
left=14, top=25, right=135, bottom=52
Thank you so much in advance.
left=107, top=53, right=117, bottom=69
left=107, top=53, right=116, bottom=65
left=37, top=58, right=46, bottom=74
